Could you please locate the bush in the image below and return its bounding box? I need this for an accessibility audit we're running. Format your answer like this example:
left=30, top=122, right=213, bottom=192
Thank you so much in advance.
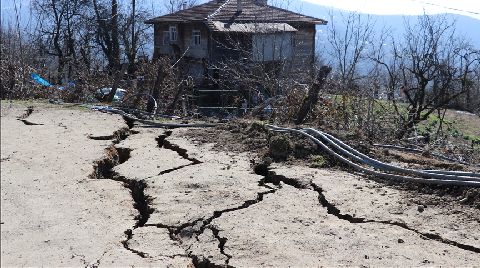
left=268, top=135, right=292, bottom=161
left=310, top=155, right=326, bottom=168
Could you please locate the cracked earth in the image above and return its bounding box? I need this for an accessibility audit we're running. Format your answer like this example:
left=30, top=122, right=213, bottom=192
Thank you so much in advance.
left=1, top=103, right=479, bottom=267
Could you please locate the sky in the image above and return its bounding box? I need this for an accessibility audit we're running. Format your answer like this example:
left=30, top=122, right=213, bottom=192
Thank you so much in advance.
left=1, top=0, right=33, bottom=28
left=301, top=0, right=480, bottom=20
left=2, top=0, right=479, bottom=27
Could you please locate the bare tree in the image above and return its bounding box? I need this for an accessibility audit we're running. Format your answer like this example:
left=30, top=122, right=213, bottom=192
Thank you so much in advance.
left=207, top=30, right=302, bottom=113
left=1, top=26, right=31, bottom=98
left=0, top=20, right=61, bottom=100
left=92, top=0, right=121, bottom=72
left=164, top=0, right=199, bottom=13
left=473, top=59, right=480, bottom=114
left=373, top=14, right=480, bottom=139
left=453, top=46, right=480, bottom=112
left=119, top=7, right=152, bottom=74
left=33, top=0, right=88, bottom=83
left=324, top=11, right=378, bottom=133
left=327, top=11, right=376, bottom=88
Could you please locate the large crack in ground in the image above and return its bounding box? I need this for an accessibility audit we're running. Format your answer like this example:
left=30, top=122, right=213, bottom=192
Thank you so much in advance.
left=121, top=229, right=149, bottom=258
left=156, top=131, right=202, bottom=164
left=88, top=126, right=218, bottom=264
left=144, top=132, right=236, bottom=266
left=19, top=119, right=44, bottom=125
left=141, top=155, right=278, bottom=267
left=91, top=147, right=154, bottom=257
left=309, top=183, right=480, bottom=253
left=208, top=226, right=233, bottom=266
left=182, top=181, right=275, bottom=267
left=18, top=106, right=34, bottom=119
left=146, top=182, right=275, bottom=267
left=254, top=166, right=480, bottom=255
left=17, top=106, right=44, bottom=125
left=153, top=132, right=203, bottom=176
left=89, top=124, right=156, bottom=260
left=88, top=127, right=131, bottom=144
left=90, top=124, right=479, bottom=266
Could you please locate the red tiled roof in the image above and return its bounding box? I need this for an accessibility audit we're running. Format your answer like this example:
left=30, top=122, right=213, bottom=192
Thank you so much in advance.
left=145, top=0, right=327, bottom=25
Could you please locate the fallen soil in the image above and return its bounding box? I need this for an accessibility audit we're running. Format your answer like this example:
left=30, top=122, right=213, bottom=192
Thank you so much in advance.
left=1, top=102, right=479, bottom=267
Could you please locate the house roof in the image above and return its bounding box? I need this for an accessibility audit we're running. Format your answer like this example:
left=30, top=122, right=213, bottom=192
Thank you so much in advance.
left=210, top=21, right=298, bottom=33
left=145, top=0, right=327, bottom=25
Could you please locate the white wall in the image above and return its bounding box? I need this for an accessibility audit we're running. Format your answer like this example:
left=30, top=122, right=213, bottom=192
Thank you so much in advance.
left=252, top=33, right=293, bottom=61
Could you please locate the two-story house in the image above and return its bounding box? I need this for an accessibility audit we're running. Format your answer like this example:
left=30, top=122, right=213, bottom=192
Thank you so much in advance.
left=146, top=0, right=326, bottom=87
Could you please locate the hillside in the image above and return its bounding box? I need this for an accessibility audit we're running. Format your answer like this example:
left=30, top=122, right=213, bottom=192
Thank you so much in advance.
left=287, top=1, right=480, bottom=52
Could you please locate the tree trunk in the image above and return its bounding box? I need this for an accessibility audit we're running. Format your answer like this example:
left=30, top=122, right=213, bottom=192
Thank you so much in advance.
left=111, top=0, right=120, bottom=69
left=166, top=83, right=185, bottom=115
left=128, top=0, right=136, bottom=74
left=295, top=66, right=331, bottom=125
left=106, top=63, right=128, bottom=103
left=396, top=111, right=418, bottom=140
left=148, top=62, right=166, bottom=113
left=7, top=64, right=15, bottom=98
left=132, top=78, right=144, bottom=108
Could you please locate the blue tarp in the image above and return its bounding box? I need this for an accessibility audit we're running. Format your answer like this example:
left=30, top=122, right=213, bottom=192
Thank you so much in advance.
left=31, top=73, right=52, bottom=87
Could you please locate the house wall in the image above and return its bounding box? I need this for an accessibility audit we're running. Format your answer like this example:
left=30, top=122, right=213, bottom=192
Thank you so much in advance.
left=153, top=23, right=173, bottom=57
left=153, top=21, right=317, bottom=85
left=153, top=22, right=210, bottom=85
left=210, top=32, right=251, bottom=63
left=210, top=24, right=316, bottom=83
left=290, top=23, right=316, bottom=82
left=153, top=22, right=209, bottom=60
left=183, top=23, right=209, bottom=58
left=252, top=32, right=294, bottom=62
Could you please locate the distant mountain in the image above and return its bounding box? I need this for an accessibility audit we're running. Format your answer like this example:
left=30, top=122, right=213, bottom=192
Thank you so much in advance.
left=289, top=0, right=480, bottom=50
left=3, top=0, right=478, bottom=55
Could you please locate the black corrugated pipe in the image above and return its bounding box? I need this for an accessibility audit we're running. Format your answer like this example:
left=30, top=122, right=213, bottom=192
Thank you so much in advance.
left=267, top=125, right=480, bottom=187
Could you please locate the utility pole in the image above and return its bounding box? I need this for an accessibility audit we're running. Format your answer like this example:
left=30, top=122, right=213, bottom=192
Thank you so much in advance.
left=132, top=0, right=136, bottom=55
left=111, top=0, right=120, bottom=69
left=131, top=0, right=136, bottom=73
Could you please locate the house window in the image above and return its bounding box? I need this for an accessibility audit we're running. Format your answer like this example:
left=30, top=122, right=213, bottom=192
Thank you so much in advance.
left=192, top=30, right=201, bottom=46
left=163, top=31, right=170, bottom=45
left=169, top=26, right=177, bottom=42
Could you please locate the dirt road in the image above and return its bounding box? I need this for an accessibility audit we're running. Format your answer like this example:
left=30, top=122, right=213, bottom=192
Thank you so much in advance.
left=1, top=102, right=479, bottom=267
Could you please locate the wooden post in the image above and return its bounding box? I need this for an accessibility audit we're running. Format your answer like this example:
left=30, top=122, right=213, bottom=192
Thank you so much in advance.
left=295, top=66, right=331, bottom=125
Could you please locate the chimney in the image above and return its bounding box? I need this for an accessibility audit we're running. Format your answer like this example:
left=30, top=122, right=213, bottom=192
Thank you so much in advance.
left=237, top=0, right=242, bottom=12
left=182, top=1, right=187, bottom=10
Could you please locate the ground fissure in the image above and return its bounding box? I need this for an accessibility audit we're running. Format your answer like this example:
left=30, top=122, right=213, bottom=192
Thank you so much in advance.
left=17, top=106, right=44, bottom=125
left=3, top=104, right=479, bottom=267
left=89, top=126, right=157, bottom=259
left=253, top=165, right=480, bottom=255
left=143, top=165, right=277, bottom=267
left=87, top=122, right=480, bottom=266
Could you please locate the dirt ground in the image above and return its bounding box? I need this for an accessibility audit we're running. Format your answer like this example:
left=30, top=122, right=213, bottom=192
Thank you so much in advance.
left=1, top=102, right=479, bottom=267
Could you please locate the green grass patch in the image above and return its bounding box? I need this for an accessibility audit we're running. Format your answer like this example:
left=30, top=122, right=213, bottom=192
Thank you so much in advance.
left=310, top=155, right=327, bottom=168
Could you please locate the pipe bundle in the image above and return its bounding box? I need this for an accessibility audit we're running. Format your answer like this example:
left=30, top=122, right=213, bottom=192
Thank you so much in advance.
left=267, top=125, right=480, bottom=187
